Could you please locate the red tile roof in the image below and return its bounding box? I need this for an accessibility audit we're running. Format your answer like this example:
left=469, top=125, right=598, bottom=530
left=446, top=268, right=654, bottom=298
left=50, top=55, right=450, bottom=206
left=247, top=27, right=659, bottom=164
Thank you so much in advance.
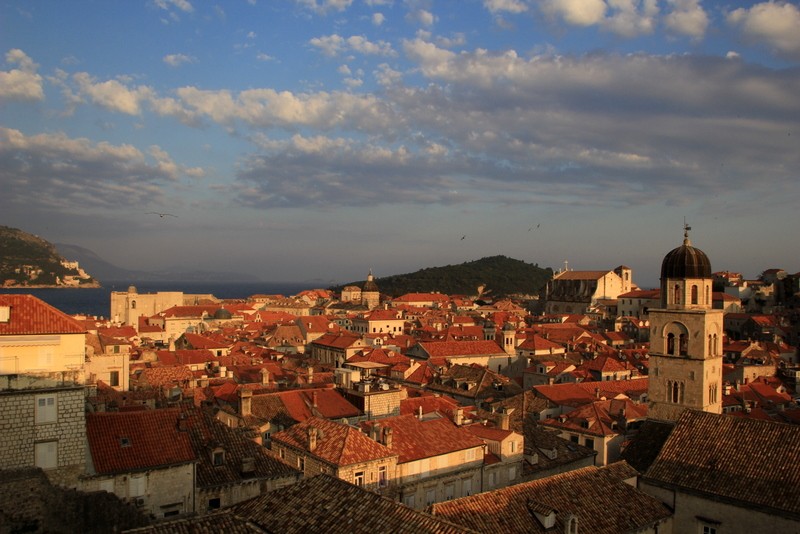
left=418, top=340, right=505, bottom=357
left=86, top=409, right=195, bottom=474
left=272, top=417, right=395, bottom=466
left=361, top=414, right=484, bottom=463
left=431, top=462, right=670, bottom=534
left=0, top=294, right=86, bottom=335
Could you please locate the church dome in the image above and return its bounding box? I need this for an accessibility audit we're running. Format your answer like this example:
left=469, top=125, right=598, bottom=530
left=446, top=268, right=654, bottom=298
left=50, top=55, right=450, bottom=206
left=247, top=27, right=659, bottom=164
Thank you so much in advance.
left=660, top=229, right=712, bottom=280
left=214, top=307, right=232, bottom=320
left=362, top=270, right=379, bottom=292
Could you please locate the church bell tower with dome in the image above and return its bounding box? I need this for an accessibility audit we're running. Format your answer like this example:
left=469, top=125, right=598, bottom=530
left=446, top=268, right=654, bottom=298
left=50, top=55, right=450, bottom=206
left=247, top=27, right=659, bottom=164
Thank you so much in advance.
left=647, top=225, right=724, bottom=422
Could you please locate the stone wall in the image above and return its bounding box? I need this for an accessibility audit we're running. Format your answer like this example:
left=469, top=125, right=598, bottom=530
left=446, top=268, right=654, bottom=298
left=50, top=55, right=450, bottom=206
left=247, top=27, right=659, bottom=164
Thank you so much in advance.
left=0, top=386, right=86, bottom=487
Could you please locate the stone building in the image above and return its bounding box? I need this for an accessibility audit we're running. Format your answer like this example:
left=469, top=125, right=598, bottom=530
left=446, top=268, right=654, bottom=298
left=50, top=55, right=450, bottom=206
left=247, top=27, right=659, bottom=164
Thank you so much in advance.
left=544, top=265, right=633, bottom=315
left=647, top=228, right=724, bottom=421
left=0, top=294, right=88, bottom=487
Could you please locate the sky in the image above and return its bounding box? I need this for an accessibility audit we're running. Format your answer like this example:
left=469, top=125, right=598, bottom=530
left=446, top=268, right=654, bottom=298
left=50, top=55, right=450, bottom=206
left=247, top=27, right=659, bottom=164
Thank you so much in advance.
left=1, top=0, right=799, bottom=288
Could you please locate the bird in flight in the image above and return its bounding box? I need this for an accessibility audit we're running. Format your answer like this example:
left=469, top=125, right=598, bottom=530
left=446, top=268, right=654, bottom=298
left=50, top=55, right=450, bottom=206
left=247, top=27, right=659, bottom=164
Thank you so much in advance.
left=461, top=235, right=466, bottom=240
left=528, top=224, right=540, bottom=231
left=146, top=211, right=177, bottom=218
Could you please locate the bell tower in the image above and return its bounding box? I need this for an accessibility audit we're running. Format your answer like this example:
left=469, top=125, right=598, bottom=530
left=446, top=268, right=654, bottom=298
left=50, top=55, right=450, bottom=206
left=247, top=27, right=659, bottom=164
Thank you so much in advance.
left=647, top=225, right=723, bottom=421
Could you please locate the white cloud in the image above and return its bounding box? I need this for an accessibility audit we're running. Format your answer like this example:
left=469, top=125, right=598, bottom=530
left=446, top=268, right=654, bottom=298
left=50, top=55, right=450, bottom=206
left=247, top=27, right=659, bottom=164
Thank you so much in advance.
left=372, top=12, right=386, bottom=25
left=309, top=34, right=395, bottom=57
left=0, top=49, right=44, bottom=102
left=604, top=0, right=658, bottom=37
left=0, top=127, right=188, bottom=211
left=727, top=2, right=800, bottom=59
left=73, top=72, right=153, bottom=115
left=163, top=53, right=196, bottom=67
left=256, top=52, right=274, bottom=61
left=540, top=0, right=606, bottom=26
left=663, top=0, right=708, bottom=39
left=154, top=0, right=193, bottom=13
left=408, top=9, right=436, bottom=27
left=295, top=0, right=353, bottom=14
left=483, top=0, right=528, bottom=14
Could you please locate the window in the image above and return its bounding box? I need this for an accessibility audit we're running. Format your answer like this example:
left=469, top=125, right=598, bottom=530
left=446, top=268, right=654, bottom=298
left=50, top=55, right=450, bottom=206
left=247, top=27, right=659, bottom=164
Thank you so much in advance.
left=445, top=484, right=454, bottom=500
left=35, top=441, right=58, bottom=470
left=35, top=394, right=57, bottom=424
left=465, top=449, right=475, bottom=462
left=510, top=440, right=516, bottom=453
left=404, top=494, right=416, bottom=508
left=667, top=333, right=675, bottom=355
left=462, top=479, right=472, bottom=496
left=426, top=488, right=436, bottom=506
left=570, top=435, right=579, bottom=443
left=354, top=471, right=365, bottom=487
left=508, top=465, right=517, bottom=481
left=213, top=450, right=225, bottom=466
left=701, top=525, right=717, bottom=534
left=109, top=370, right=120, bottom=387
left=584, top=438, right=595, bottom=450
left=129, top=474, right=146, bottom=498
left=378, top=466, right=388, bottom=488
left=691, top=285, right=698, bottom=305
left=679, top=334, right=688, bottom=356
left=298, top=457, right=305, bottom=471
left=208, top=498, right=221, bottom=510
left=674, top=284, right=681, bottom=305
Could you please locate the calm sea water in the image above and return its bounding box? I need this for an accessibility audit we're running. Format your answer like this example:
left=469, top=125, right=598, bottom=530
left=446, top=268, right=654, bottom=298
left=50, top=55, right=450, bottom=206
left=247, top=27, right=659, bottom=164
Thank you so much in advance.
left=0, top=281, right=317, bottom=318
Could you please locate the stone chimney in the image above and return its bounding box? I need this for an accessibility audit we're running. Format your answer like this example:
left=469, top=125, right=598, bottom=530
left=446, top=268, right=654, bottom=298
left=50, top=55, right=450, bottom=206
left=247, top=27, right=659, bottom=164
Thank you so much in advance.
left=312, top=390, right=318, bottom=408
left=308, top=366, right=314, bottom=383
left=499, top=408, right=511, bottom=431
left=168, top=336, right=176, bottom=352
left=239, top=388, right=253, bottom=417
left=383, top=427, right=393, bottom=448
left=260, top=367, right=271, bottom=385
left=307, top=426, right=318, bottom=451
left=454, top=407, right=464, bottom=426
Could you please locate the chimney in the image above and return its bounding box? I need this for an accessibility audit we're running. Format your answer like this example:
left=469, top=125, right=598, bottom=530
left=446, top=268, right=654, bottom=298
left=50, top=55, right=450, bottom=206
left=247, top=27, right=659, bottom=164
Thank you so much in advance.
left=168, top=336, right=176, bottom=352
left=239, top=388, right=253, bottom=417
left=308, top=366, right=314, bottom=383
left=307, top=426, right=318, bottom=451
left=454, top=407, right=464, bottom=426
left=312, top=390, right=318, bottom=408
left=383, top=427, right=393, bottom=448
left=260, top=367, right=271, bottom=385
left=418, top=405, right=423, bottom=420
left=594, top=387, right=600, bottom=399
left=499, top=408, right=510, bottom=431
left=371, top=423, right=381, bottom=442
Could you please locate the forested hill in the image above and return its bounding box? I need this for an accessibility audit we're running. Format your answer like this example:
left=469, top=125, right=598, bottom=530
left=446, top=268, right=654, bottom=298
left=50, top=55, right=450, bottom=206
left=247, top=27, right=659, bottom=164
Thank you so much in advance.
left=0, top=225, right=96, bottom=286
left=338, top=256, right=553, bottom=298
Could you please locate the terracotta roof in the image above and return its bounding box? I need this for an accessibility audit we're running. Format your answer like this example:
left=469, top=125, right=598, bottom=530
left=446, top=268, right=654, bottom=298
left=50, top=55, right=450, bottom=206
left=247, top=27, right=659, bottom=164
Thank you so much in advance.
left=271, top=417, right=395, bottom=466
left=0, top=294, right=86, bottom=335
left=430, top=462, right=671, bottom=533
left=361, top=414, right=484, bottom=463
left=122, top=509, right=256, bottom=533
left=180, top=407, right=299, bottom=489
left=418, top=340, right=506, bottom=357
left=644, top=410, right=800, bottom=516
left=234, top=474, right=472, bottom=534
left=553, top=270, right=613, bottom=280
left=86, top=409, right=195, bottom=474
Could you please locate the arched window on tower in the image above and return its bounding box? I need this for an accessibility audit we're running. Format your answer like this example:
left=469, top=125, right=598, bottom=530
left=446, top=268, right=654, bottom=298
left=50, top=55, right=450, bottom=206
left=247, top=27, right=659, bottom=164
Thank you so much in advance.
left=708, top=334, right=713, bottom=356
left=713, top=333, right=718, bottom=356
left=131, top=300, right=136, bottom=309
left=670, top=380, right=682, bottom=403
left=691, top=285, right=698, bottom=305
left=679, top=334, right=688, bottom=356
left=667, top=333, right=675, bottom=355
left=706, top=285, right=711, bottom=306
left=673, top=284, right=681, bottom=305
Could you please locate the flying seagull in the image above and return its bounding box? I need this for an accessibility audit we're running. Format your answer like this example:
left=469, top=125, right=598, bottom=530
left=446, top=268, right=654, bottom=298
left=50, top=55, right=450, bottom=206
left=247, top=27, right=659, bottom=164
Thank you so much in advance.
left=461, top=235, right=466, bottom=240
left=146, top=211, right=178, bottom=218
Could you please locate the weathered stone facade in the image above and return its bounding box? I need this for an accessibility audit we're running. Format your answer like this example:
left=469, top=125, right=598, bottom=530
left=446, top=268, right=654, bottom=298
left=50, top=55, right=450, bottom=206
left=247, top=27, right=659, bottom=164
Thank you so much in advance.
left=0, top=386, right=86, bottom=487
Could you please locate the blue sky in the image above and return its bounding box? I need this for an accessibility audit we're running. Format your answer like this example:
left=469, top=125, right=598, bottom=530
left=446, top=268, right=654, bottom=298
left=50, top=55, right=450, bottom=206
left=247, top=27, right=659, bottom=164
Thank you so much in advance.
left=2, top=0, right=799, bottom=288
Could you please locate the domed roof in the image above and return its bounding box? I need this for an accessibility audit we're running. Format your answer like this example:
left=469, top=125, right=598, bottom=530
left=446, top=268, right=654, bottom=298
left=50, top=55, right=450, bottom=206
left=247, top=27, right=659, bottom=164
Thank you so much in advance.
left=362, top=270, right=379, bottom=292
left=661, top=229, right=712, bottom=280
left=214, top=307, right=232, bottom=320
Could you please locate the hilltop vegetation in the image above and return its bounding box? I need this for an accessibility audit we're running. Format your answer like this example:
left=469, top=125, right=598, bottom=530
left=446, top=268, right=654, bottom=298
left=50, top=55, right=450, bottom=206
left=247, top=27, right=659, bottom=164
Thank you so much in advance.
left=0, top=226, right=96, bottom=287
left=339, top=256, right=553, bottom=298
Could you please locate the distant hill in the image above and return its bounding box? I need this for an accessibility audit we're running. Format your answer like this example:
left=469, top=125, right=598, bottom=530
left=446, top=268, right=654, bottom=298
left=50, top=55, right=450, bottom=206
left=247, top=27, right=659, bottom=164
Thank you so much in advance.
left=54, top=242, right=262, bottom=283
left=337, top=256, right=553, bottom=298
left=0, top=225, right=97, bottom=287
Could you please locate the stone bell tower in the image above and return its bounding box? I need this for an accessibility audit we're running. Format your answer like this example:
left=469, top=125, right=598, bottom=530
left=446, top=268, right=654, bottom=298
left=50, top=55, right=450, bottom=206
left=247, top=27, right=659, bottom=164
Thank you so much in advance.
left=647, top=225, right=723, bottom=422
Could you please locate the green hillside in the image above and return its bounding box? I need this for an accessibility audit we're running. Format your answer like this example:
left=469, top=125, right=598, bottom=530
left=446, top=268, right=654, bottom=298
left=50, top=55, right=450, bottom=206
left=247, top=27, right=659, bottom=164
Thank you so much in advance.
left=338, top=255, right=553, bottom=298
left=0, top=225, right=95, bottom=286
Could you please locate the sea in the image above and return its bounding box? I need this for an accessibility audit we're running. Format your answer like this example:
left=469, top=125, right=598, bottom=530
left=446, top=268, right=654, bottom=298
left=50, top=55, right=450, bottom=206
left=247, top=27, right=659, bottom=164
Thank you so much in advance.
left=0, top=281, right=317, bottom=319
